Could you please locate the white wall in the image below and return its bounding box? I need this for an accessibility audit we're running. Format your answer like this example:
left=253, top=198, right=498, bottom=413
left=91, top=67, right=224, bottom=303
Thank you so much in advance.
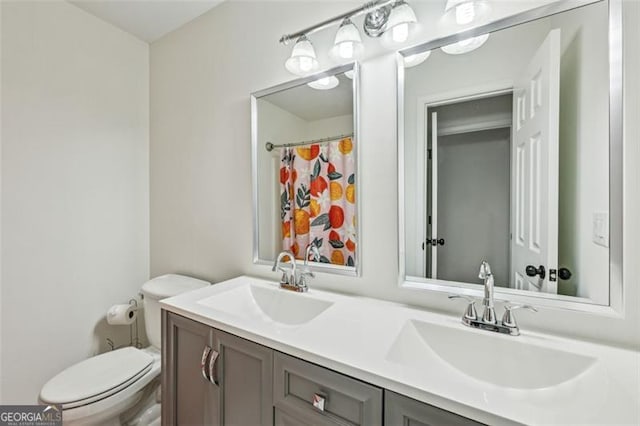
left=306, top=114, right=353, bottom=140
left=552, top=4, right=610, bottom=301
left=150, top=0, right=639, bottom=349
left=1, top=1, right=149, bottom=403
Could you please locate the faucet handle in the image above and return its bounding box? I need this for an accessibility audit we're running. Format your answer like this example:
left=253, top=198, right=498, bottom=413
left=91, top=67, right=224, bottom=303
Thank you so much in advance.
left=296, top=268, right=314, bottom=288
left=501, top=304, right=537, bottom=328
left=448, top=295, right=478, bottom=321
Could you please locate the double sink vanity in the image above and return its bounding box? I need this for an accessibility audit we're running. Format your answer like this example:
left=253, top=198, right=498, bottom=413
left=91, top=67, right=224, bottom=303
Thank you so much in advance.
left=160, top=275, right=639, bottom=425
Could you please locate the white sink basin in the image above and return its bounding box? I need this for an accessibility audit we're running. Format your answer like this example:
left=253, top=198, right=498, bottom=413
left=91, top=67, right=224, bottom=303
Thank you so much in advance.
left=386, top=319, right=597, bottom=390
left=197, top=283, right=334, bottom=326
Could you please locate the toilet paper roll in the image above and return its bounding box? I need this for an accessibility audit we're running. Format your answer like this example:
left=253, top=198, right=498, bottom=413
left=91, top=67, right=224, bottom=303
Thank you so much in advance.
left=107, top=304, right=137, bottom=325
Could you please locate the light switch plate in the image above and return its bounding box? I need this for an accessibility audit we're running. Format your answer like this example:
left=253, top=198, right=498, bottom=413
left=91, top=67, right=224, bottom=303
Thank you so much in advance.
left=592, top=212, right=609, bottom=247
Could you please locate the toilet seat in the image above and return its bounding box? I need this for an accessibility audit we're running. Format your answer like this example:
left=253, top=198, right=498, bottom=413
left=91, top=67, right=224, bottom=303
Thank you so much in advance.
left=40, top=347, right=154, bottom=409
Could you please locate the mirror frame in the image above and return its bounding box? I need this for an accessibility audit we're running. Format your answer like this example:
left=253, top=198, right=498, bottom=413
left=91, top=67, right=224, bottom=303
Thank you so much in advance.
left=251, top=63, right=362, bottom=276
left=397, top=0, right=623, bottom=313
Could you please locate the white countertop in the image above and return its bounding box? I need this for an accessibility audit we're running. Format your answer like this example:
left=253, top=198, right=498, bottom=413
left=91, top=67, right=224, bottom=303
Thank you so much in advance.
left=161, top=275, right=640, bottom=425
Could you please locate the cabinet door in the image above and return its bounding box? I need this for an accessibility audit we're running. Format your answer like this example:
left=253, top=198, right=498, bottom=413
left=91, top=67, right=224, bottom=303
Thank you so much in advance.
left=214, top=329, right=273, bottom=426
left=162, top=311, right=218, bottom=426
left=274, top=352, right=383, bottom=426
left=384, top=391, right=484, bottom=426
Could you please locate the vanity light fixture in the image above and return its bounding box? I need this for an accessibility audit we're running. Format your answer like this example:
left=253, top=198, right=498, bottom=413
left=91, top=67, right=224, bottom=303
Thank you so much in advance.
left=403, top=50, right=431, bottom=67
left=332, top=19, right=364, bottom=60
left=280, top=0, right=420, bottom=75
left=443, top=0, right=490, bottom=26
left=307, top=76, right=340, bottom=90
left=441, top=33, right=490, bottom=54
left=285, top=35, right=319, bottom=76
left=383, top=0, right=418, bottom=45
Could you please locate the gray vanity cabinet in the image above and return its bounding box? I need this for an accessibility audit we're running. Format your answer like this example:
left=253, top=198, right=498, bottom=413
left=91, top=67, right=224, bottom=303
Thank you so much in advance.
left=163, top=311, right=483, bottom=426
left=162, top=312, right=273, bottom=426
left=216, top=329, right=273, bottom=425
left=273, top=352, right=383, bottom=425
left=162, top=312, right=217, bottom=425
left=384, top=391, right=484, bottom=426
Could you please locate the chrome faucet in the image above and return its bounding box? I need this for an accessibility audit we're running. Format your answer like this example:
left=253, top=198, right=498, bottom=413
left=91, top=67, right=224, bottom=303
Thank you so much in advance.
left=272, top=244, right=319, bottom=293
left=449, top=261, right=538, bottom=336
left=479, top=261, right=497, bottom=324
left=272, top=251, right=296, bottom=288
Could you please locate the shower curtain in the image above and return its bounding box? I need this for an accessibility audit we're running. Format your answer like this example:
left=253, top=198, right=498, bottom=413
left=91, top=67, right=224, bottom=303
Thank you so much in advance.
left=280, top=137, right=356, bottom=266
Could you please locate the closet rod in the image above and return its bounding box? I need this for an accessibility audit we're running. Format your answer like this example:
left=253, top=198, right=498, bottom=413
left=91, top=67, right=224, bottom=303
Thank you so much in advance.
left=265, top=133, right=353, bottom=152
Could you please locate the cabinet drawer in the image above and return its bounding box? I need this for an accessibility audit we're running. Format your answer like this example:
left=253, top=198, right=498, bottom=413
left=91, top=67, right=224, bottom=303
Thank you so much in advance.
left=274, top=352, right=383, bottom=426
left=385, top=391, right=485, bottom=426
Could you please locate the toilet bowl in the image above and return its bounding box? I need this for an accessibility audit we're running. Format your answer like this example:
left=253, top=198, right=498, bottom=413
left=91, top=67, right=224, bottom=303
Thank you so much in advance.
left=39, top=274, right=209, bottom=425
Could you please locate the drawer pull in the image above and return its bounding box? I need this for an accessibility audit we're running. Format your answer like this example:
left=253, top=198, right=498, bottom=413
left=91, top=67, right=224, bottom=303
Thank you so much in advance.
left=208, top=349, right=220, bottom=386
left=312, top=393, right=327, bottom=412
left=200, top=346, right=212, bottom=382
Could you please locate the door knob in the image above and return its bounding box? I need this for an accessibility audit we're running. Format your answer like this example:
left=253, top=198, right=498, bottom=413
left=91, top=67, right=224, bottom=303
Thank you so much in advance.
left=525, top=265, right=546, bottom=279
left=558, top=267, right=572, bottom=280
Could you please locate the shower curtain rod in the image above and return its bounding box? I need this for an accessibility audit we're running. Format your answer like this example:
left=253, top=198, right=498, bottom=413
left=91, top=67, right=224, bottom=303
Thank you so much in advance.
left=265, top=133, right=353, bottom=152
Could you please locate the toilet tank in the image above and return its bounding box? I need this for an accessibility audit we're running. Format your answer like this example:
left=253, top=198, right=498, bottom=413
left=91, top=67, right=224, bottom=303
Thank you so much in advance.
left=141, top=274, right=210, bottom=349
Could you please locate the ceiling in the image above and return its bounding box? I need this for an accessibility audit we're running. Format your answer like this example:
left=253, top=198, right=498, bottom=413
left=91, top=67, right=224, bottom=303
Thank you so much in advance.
left=70, top=0, right=224, bottom=42
left=262, top=73, right=354, bottom=122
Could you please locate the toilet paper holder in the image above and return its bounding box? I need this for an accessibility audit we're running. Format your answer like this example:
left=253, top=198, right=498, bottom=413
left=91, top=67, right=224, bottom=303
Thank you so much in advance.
left=106, top=298, right=143, bottom=351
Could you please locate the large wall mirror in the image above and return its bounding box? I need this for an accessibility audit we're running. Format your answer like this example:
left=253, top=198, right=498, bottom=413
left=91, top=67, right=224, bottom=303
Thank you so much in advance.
left=398, top=0, right=622, bottom=310
left=252, top=64, right=360, bottom=275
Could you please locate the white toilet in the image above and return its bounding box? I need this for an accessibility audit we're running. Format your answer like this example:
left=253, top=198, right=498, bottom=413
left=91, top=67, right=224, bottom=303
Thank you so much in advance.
left=39, top=274, right=209, bottom=425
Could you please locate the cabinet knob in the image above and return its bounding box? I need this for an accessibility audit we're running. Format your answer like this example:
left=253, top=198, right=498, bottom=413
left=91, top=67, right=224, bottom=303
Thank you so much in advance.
left=312, top=393, right=327, bottom=411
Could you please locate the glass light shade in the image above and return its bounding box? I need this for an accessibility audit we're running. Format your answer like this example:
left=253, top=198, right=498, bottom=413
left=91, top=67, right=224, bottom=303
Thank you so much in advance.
left=331, top=19, right=364, bottom=60
left=441, top=33, right=490, bottom=55
left=383, top=1, right=418, bottom=45
left=344, top=70, right=355, bottom=80
left=285, top=36, right=319, bottom=76
left=307, top=76, right=340, bottom=90
left=403, top=50, right=431, bottom=68
left=443, top=0, right=490, bottom=26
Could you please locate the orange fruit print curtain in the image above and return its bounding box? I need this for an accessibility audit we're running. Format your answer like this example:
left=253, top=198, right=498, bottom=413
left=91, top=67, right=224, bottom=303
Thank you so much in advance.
left=280, top=137, right=356, bottom=266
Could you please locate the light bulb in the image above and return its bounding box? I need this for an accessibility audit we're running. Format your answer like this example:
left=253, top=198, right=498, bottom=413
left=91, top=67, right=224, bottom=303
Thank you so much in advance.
left=444, top=0, right=490, bottom=27
left=338, top=41, right=354, bottom=59
left=382, top=1, right=418, bottom=46
left=392, top=23, right=409, bottom=43
left=284, top=36, right=319, bottom=76
left=299, top=57, right=312, bottom=72
left=332, top=18, right=363, bottom=60
left=455, top=2, right=475, bottom=25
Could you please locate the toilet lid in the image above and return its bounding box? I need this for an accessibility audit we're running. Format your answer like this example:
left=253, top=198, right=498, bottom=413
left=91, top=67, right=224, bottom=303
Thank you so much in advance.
left=40, top=347, right=154, bottom=408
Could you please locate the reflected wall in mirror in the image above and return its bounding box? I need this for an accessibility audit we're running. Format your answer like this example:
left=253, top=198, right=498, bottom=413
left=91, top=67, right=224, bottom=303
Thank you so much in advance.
left=400, top=1, right=616, bottom=305
left=252, top=64, right=359, bottom=274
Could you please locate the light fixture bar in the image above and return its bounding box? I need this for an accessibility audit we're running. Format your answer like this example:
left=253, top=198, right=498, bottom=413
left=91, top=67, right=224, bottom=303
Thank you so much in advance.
left=279, top=0, right=397, bottom=44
